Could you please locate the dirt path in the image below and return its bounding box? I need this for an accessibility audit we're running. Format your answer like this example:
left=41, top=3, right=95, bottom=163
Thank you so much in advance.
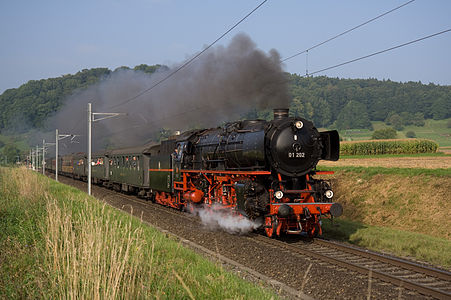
left=319, top=156, right=451, bottom=169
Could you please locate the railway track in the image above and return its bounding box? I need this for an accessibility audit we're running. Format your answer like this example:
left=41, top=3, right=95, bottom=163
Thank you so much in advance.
left=55, top=173, right=451, bottom=299
left=251, top=235, right=451, bottom=299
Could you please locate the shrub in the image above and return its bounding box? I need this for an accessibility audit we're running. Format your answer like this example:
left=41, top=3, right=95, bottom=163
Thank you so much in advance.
left=412, top=113, right=425, bottom=126
left=393, top=123, right=404, bottom=131
left=406, top=131, right=416, bottom=138
left=340, top=139, right=438, bottom=155
left=372, top=128, right=397, bottom=140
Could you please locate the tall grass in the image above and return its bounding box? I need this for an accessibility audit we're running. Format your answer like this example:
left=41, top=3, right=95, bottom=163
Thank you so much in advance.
left=43, top=196, right=151, bottom=299
left=0, top=167, right=47, bottom=298
left=1, top=167, right=277, bottom=299
left=340, top=139, right=438, bottom=155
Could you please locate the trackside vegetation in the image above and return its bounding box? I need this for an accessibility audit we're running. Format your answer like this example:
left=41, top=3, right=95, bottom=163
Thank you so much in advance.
left=0, top=167, right=277, bottom=299
left=340, top=139, right=438, bottom=155
left=320, top=166, right=451, bottom=268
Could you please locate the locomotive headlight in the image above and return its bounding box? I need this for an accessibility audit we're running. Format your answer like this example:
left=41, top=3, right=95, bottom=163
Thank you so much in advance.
left=295, top=121, right=303, bottom=129
left=275, top=190, right=284, bottom=200
left=325, top=189, right=334, bottom=199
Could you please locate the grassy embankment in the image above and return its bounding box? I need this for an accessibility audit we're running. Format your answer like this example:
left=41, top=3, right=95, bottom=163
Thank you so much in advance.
left=0, top=167, right=277, bottom=299
left=319, top=166, right=451, bottom=268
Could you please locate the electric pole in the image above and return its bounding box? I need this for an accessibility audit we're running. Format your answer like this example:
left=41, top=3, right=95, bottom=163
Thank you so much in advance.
left=42, top=139, right=45, bottom=175
left=36, top=145, right=39, bottom=171
left=54, top=129, right=79, bottom=182
left=87, top=102, right=124, bottom=195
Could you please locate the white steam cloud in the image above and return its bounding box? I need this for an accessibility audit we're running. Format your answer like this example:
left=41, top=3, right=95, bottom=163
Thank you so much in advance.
left=190, top=204, right=262, bottom=235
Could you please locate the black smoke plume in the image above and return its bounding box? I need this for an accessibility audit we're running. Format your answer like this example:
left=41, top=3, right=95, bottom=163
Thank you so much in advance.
left=47, top=33, right=290, bottom=154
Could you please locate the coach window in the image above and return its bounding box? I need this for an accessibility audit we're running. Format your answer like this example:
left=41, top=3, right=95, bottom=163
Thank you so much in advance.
left=132, top=156, right=137, bottom=170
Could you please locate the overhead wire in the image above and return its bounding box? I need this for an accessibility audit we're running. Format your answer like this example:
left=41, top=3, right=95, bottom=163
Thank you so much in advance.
left=107, top=0, right=268, bottom=110
left=92, top=28, right=451, bottom=141
left=281, top=0, right=416, bottom=62
left=304, top=28, right=451, bottom=77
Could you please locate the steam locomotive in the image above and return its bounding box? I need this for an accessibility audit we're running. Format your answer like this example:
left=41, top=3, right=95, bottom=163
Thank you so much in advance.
left=46, top=108, right=342, bottom=237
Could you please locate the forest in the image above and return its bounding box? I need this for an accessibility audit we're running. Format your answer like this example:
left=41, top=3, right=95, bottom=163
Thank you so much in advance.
left=0, top=64, right=450, bottom=135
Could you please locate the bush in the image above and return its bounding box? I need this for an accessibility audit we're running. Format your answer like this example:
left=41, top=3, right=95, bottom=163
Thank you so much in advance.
left=372, top=128, right=397, bottom=140
left=393, top=123, right=404, bottom=131
left=340, top=139, right=438, bottom=155
left=405, top=131, right=416, bottom=138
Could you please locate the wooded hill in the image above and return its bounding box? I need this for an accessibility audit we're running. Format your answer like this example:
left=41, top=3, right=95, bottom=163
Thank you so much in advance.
left=0, top=64, right=450, bottom=134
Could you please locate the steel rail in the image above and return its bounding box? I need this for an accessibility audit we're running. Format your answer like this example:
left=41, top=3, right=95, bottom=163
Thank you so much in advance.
left=315, top=238, right=451, bottom=282
left=252, top=236, right=451, bottom=299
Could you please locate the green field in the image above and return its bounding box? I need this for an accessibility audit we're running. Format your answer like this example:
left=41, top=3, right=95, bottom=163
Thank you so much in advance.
left=338, top=118, right=451, bottom=147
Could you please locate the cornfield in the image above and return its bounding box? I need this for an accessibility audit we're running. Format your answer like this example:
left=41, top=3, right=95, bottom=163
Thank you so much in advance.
left=340, top=139, right=438, bottom=155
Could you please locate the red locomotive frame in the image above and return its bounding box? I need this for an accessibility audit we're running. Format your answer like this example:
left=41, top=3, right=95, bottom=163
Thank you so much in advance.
left=151, top=168, right=338, bottom=238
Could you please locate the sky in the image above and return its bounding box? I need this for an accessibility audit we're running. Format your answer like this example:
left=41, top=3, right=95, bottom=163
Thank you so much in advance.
left=0, top=0, right=450, bottom=94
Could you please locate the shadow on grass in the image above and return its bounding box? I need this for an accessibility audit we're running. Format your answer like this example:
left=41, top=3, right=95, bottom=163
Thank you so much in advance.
left=321, top=218, right=367, bottom=243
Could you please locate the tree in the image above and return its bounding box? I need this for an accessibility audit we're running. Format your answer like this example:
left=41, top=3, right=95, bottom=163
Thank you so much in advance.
left=406, top=131, right=416, bottom=138
left=431, top=98, right=450, bottom=120
left=385, top=113, right=403, bottom=130
left=412, top=112, right=425, bottom=126
left=372, top=128, right=397, bottom=139
left=384, top=111, right=397, bottom=125
left=400, top=112, right=413, bottom=126
left=335, top=101, right=372, bottom=130
left=1, top=143, right=20, bottom=164
left=311, top=97, right=331, bottom=127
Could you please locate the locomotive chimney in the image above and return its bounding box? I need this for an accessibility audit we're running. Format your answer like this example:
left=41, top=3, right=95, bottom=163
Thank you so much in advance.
left=273, top=108, right=289, bottom=120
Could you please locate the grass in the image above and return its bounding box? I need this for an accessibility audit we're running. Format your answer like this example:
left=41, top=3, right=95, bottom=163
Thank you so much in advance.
left=339, top=118, right=451, bottom=147
left=317, top=167, right=451, bottom=267
left=317, top=165, right=451, bottom=178
left=340, top=152, right=450, bottom=159
left=322, top=219, right=451, bottom=268
left=0, top=167, right=277, bottom=299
